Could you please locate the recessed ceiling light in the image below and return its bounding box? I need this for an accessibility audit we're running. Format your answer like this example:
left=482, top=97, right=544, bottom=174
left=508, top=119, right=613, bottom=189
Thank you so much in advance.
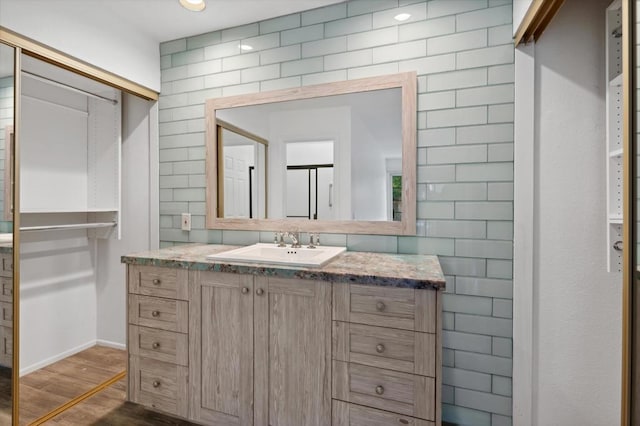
left=179, top=0, right=206, bottom=12
left=240, top=44, right=254, bottom=51
left=394, top=13, right=411, bottom=22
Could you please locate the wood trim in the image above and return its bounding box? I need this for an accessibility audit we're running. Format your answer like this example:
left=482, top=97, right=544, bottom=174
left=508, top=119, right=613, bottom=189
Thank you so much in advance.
left=216, top=124, right=224, bottom=218
left=217, top=119, right=268, bottom=146
left=205, top=71, right=417, bottom=235
left=0, top=26, right=158, bottom=101
left=622, top=0, right=634, bottom=424
left=514, top=0, right=566, bottom=46
left=11, top=46, right=20, bottom=426
left=512, top=43, right=535, bottom=426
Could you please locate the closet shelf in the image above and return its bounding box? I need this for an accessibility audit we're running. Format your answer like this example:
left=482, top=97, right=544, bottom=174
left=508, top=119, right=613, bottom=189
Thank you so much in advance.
left=21, top=208, right=118, bottom=214
left=20, top=222, right=116, bottom=232
left=609, top=148, right=623, bottom=158
left=609, top=73, right=622, bottom=87
left=609, top=216, right=623, bottom=224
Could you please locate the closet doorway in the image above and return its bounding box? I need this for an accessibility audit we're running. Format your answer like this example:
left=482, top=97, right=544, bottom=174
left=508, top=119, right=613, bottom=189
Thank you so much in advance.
left=17, top=53, right=124, bottom=425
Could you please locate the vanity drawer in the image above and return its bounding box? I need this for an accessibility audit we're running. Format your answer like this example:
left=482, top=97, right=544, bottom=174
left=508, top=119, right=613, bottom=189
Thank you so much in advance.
left=0, top=253, right=12, bottom=278
left=128, top=265, right=188, bottom=301
left=0, top=325, right=12, bottom=367
left=129, top=325, right=188, bottom=366
left=0, top=277, right=12, bottom=303
left=0, top=302, right=12, bottom=327
left=333, top=360, right=435, bottom=421
left=128, top=295, right=188, bottom=333
left=334, top=284, right=436, bottom=333
left=333, top=322, right=435, bottom=377
left=129, top=356, right=188, bottom=417
left=332, top=400, right=434, bottom=426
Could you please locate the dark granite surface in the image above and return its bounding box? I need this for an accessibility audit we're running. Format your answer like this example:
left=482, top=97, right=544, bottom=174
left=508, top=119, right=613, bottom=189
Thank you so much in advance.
left=122, top=243, right=446, bottom=290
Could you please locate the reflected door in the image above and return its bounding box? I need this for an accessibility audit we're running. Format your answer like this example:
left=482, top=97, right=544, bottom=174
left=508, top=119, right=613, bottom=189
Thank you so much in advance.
left=223, top=145, right=250, bottom=218
left=285, top=166, right=334, bottom=220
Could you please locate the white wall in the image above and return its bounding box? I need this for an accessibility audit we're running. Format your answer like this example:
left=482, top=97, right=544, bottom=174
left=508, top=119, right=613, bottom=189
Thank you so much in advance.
left=513, top=0, right=534, bottom=35
left=268, top=107, right=351, bottom=220
left=96, top=94, right=159, bottom=347
left=514, top=0, right=621, bottom=424
left=351, top=113, right=401, bottom=221
left=20, top=229, right=97, bottom=374
left=0, top=2, right=160, bottom=91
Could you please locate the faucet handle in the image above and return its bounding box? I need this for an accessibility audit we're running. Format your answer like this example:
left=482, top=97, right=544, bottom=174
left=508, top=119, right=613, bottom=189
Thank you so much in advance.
left=275, top=231, right=286, bottom=247
left=308, top=233, right=320, bottom=248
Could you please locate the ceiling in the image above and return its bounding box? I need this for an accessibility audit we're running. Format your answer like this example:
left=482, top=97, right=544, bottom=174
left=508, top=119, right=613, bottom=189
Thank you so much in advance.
left=0, top=0, right=346, bottom=81
left=6, top=0, right=347, bottom=44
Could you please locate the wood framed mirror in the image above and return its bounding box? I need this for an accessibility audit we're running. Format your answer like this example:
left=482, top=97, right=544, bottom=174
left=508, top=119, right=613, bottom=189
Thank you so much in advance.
left=205, top=71, right=417, bottom=236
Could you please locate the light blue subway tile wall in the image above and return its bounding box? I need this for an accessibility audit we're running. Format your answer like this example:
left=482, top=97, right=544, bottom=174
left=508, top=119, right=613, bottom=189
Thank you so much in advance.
left=0, top=77, right=12, bottom=221
left=159, top=1, right=514, bottom=424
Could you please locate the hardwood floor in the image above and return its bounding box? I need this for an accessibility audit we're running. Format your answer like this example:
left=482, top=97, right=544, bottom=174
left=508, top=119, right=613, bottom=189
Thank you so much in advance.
left=0, top=366, right=12, bottom=425
left=10, top=345, right=196, bottom=425
left=44, top=378, right=196, bottom=425
left=19, top=346, right=126, bottom=425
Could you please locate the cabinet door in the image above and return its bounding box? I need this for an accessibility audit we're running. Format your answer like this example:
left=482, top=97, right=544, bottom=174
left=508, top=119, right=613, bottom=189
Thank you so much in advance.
left=254, top=277, right=331, bottom=426
left=189, top=271, right=254, bottom=425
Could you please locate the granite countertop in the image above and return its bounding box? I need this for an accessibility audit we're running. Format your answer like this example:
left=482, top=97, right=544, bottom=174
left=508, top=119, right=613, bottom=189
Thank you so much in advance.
left=122, top=243, right=445, bottom=290
left=0, top=234, right=13, bottom=254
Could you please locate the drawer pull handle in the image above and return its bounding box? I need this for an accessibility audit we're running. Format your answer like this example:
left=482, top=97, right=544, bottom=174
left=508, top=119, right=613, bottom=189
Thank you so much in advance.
left=376, top=344, right=385, bottom=353
left=241, top=287, right=249, bottom=294
left=152, top=380, right=161, bottom=388
left=375, top=385, right=384, bottom=395
left=151, top=310, right=160, bottom=317
left=152, top=278, right=161, bottom=285
left=399, top=419, right=409, bottom=425
left=376, top=301, right=386, bottom=312
left=256, top=288, right=264, bottom=296
left=152, top=342, right=160, bottom=349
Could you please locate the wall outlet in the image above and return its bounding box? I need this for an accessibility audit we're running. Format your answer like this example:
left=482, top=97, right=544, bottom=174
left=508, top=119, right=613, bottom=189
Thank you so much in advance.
left=181, top=213, right=191, bottom=231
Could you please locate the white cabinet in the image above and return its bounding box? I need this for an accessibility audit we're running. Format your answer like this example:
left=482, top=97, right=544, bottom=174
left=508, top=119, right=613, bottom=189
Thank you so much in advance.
left=606, top=0, right=623, bottom=272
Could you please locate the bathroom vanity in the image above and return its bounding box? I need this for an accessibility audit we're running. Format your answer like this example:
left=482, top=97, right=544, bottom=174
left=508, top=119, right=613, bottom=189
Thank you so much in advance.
left=122, top=244, right=445, bottom=426
left=0, top=247, right=12, bottom=369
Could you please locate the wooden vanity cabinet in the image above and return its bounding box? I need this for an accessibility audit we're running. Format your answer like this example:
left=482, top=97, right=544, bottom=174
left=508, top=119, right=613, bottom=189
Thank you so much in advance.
left=0, top=252, right=12, bottom=367
left=127, top=265, right=189, bottom=418
left=127, top=265, right=441, bottom=426
left=189, top=270, right=332, bottom=426
left=332, top=284, right=441, bottom=426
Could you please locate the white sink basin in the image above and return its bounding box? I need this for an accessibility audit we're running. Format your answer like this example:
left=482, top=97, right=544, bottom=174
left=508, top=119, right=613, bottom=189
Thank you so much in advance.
left=206, top=243, right=346, bottom=268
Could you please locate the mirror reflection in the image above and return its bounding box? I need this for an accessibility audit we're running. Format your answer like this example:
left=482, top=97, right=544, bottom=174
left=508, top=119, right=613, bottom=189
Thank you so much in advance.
left=216, top=88, right=402, bottom=222
left=218, top=120, right=267, bottom=219
left=18, top=54, right=123, bottom=425
left=0, top=41, right=14, bottom=425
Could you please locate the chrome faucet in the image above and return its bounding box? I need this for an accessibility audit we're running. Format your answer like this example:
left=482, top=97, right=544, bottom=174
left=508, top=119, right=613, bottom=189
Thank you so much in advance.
left=274, top=232, right=286, bottom=247
left=308, top=233, right=320, bottom=249
left=284, top=231, right=302, bottom=248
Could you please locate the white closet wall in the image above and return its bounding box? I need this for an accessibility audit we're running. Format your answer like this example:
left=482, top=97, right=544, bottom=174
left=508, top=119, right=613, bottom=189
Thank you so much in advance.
left=96, top=93, right=158, bottom=348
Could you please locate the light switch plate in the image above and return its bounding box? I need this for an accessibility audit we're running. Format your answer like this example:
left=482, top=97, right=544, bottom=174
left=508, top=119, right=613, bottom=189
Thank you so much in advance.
left=181, top=213, right=191, bottom=231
